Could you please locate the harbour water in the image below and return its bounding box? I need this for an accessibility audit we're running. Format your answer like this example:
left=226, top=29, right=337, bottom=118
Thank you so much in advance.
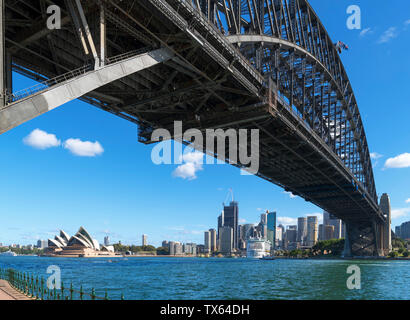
left=1, top=256, right=409, bottom=300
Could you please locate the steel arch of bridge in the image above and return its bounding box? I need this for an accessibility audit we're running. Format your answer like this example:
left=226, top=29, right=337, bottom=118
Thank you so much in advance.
left=188, top=0, right=377, bottom=205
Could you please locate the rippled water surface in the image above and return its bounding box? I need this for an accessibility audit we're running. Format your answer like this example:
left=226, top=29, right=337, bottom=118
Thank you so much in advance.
left=1, top=256, right=409, bottom=300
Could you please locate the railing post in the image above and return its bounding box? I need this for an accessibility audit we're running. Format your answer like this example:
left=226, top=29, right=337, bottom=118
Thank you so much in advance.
left=41, top=277, right=44, bottom=300
left=80, top=285, right=83, bottom=300
left=91, top=288, right=95, bottom=300
left=70, top=282, right=73, bottom=300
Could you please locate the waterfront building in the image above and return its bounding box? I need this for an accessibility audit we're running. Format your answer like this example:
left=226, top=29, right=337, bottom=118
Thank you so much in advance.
left=209, top=229, right=217, bottom=252
left=204, top=230, right=211, bottom=253
left=396, top=221, right=410, bottom=240
left=169, top=241, right=176, bottom=255
left=175, top=242, right=183, bottom=255
left=196, top=244, right=205, bottom=254
left=37, top=239, right=48, bottom=249
left=297, top=217, right=307, bottom=245
left=307, top=216, right=318, bottom=247
left=142, top=234, right=148, bottom=246
left=162, top=240, right=169, bottom=248
left=380, top=193, right=392, bottom=253
left=104, top=236, right=110, bottom=246
left=223, top=201, right=239, bottom=249
left=45, top=228, right=115, bottom=257
left=219, top=226, right=233, bottom=254
left=266, top=211, right=276, bottom=247
left=395, top=226, right=401, bottom=238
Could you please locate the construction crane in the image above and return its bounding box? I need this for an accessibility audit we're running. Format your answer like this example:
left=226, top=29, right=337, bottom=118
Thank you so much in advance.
left=223, top=188, right=234, bottom=206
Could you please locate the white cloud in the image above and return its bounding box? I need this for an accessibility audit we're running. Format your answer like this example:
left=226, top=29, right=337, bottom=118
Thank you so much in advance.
left=23, top=129, right=60, bottom=149
left=378, top=27, right=398, bottom=43
left=172, top=151, right=204, bottom=180
left=370, top=152, right=383, bottom=160
left=391, top=208, right=410, bottom=219
left=406, top=199, right=410, bottom=204
left=63, top=138, right=104, bottom=157
left=277, top=217, right=297, bottom=226
left=360, top=27, right=372, bottom=37
left=405, top=19, right=410, bottom=26
left=239, top=218, right=247, bottom=224
left=384, top=153, right=410, bottom=169
left=283, top=191, right=297, bottom=199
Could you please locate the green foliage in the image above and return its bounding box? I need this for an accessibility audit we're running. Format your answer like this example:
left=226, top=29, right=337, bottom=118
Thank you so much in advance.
left=388, top=251, right=399, bottom=258
left=398, top=247, right=405, bottom=254
left=0, top=246, right=43, bottom=255
left=392, top=238, right=406, bottom=249
left=311, top=239, right=345, bottom=256
left=156, top=246, right=169, bottom=255
left=403, top=250, right=409, bottom=257
left=112, top=243, right=166, bottom=254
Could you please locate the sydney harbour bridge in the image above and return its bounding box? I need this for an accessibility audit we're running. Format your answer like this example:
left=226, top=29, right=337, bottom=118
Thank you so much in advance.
left=0, top=0, right=391, bottom=256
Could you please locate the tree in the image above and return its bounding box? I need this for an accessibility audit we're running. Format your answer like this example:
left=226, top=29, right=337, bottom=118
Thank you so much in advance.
left=388, top=251, right=399, bottom=258
left=403, top=250, right=409, bottom=258
left=156, top=246, right=169, bottom=255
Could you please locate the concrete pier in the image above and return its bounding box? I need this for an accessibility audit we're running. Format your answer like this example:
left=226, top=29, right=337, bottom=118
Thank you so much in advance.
left=0, top=280, right=33, bottom=300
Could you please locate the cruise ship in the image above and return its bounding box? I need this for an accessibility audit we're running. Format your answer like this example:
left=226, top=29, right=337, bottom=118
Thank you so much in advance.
left=246, top=238, right=271, bottom=259
left=0, top=250, right=17, bottom=256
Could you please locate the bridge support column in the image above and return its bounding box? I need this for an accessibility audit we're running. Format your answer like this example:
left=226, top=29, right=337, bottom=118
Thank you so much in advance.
left=342, top=221, right=380, bottom=258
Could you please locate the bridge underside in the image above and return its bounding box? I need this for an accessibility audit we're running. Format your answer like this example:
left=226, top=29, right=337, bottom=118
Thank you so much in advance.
left=1, top=0, right=387, bottom=256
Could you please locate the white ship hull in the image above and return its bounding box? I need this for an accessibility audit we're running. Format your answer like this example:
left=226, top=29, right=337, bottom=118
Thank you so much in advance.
left=246, top=238, right=271, bottom=259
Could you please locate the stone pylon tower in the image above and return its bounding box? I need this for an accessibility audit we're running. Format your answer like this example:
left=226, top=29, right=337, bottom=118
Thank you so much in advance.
left=380, top=193, right=392, bottom=255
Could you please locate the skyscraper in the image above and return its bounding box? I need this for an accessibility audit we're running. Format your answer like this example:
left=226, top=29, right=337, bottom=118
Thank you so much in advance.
left=217, top=211, right=224, bottom=244
left=104, top=236, right=110, bottom=246
left=219, top=226, right=233, bottom=254
left=209, top=228, right=217, bottom=252
left=380, top=193, right=392, bottom=253
left=260, top=212, right=267, bottom=225
left=142, top=234, right=148, bottom=246
left=324, top=225, right=335, bottom=240
left=266, top=211, right=276, bottom=247
left=204, top=231, right=211, bottom=253
left=284, top=225, right=297, bottom=250
left=323, top=211, right=342, bottom=239
left=307, top=216, right=318, bottom=247
left=318, top=224, right=324, bottom=241
left=223, top=201, right=239, bottom=249
left=275, top=226, right=283, bottom=248
left=297, top=217, right=307, bottom=245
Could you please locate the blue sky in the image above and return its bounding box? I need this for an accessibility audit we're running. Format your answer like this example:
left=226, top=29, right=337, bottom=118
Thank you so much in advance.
left=0, top=0, right=409, bottom=247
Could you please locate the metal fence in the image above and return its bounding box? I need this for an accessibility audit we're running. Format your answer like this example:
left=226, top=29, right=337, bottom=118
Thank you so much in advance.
left=0, top=268, right=124, bottom=300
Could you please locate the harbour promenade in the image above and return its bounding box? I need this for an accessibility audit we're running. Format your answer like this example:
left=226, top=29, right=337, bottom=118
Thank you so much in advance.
left=0, top=280, right=32, bottom=300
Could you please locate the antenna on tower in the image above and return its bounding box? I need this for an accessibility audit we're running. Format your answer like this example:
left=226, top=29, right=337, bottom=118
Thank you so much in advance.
left=223, top=188, right=234, bottom=206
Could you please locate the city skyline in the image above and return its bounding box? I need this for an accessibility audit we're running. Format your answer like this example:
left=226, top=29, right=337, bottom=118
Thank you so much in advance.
left=0, top=1, right=410, bottom=248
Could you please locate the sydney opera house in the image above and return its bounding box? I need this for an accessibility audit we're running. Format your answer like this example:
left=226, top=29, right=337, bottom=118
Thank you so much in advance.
left=45, top=227, right=116, bottom=257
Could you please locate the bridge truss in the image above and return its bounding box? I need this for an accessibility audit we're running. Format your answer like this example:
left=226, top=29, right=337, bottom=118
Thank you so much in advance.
left=0, top=0, right=387, bottom=255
